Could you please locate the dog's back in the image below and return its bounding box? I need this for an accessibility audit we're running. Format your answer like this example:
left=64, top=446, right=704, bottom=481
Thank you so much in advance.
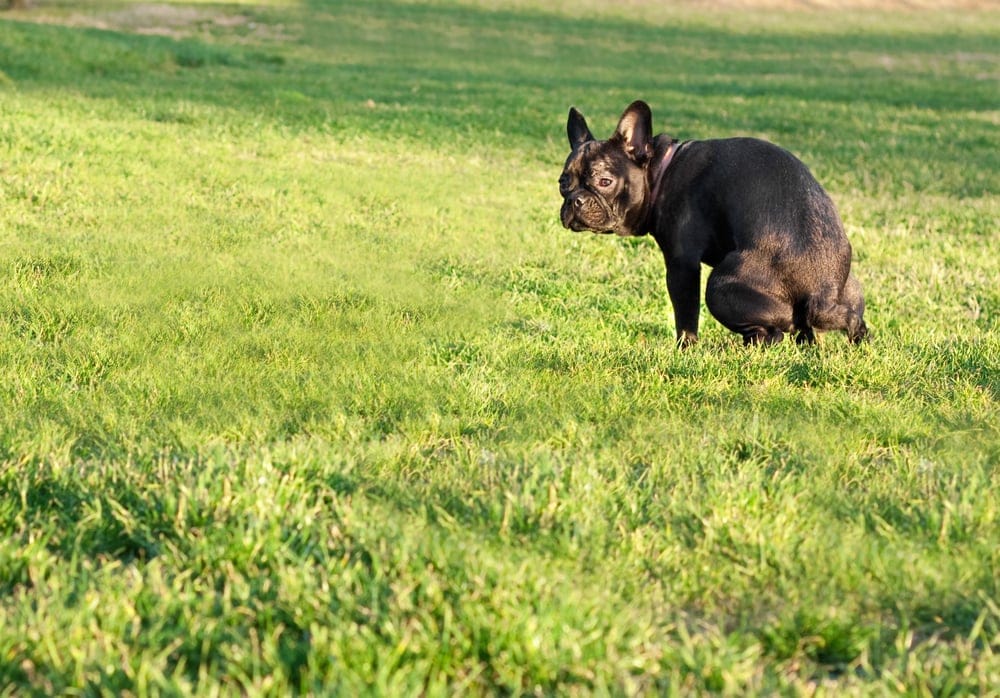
left=659, top=137, right=866, bottom=344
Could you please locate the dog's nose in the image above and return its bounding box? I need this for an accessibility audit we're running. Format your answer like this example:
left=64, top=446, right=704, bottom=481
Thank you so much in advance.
left=573, top=196, right=584, bottom=209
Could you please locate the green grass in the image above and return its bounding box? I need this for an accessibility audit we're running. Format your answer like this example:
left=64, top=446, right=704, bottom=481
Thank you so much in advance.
left=1, top=0, right=998, bottom=693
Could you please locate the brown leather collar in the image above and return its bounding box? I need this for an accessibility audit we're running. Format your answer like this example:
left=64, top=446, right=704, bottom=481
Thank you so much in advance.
left=648, top=139, right=681, bottom=208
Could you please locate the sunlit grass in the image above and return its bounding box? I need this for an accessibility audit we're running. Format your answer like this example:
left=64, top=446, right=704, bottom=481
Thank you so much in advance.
left=0, top=0, right=997, bottom=693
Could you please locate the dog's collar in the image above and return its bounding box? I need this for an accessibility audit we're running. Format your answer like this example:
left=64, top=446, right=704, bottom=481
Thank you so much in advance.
left=648, top=139, right=680, bottom=208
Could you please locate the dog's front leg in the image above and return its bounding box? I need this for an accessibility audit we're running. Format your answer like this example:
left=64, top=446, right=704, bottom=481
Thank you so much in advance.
left=666, top=260, right=701, bottom=347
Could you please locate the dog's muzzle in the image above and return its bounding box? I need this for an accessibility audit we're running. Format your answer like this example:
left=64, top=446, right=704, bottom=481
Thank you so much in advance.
left=560, top=197, right=583, bottom=230
left=561, top=192, right=612, bottom=233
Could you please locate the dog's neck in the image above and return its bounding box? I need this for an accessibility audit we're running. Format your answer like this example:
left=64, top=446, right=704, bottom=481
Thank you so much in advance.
left=647, top=137, right=681, bottom=212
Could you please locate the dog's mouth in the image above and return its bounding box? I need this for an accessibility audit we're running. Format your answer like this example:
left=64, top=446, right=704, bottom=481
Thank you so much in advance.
left=566, top=219, right=614, bottom=235
left=566, top=219, right=613, bottom=234
left=561, top=194, right=616, bottom=234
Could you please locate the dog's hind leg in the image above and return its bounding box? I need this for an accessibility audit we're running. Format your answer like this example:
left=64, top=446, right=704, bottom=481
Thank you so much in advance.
left=706, top=253, right=794, bottom=346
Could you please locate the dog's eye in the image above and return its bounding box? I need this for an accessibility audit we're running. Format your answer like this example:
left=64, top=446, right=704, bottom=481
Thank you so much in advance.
left=598, top=177, right=613, bottom=188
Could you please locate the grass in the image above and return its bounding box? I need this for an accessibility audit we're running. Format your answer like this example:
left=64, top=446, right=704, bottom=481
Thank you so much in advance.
left=0, top=0, right=998, bottom=693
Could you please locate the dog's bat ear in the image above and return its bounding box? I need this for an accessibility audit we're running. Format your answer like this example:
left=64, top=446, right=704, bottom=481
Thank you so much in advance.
left=567, top=107, right=595, bottom=149
left=614, top=100, right=654, bottom=165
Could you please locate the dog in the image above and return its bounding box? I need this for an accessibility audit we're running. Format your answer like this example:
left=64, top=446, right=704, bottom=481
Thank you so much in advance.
left=559, top=100, right=868, bottom=347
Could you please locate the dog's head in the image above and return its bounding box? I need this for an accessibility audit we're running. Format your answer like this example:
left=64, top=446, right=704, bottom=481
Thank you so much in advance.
left=559, top=100, right=655, bottom=237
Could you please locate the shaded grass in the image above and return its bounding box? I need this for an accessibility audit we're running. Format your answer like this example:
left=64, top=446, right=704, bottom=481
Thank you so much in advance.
left=1, top=0, right=999, bottom=694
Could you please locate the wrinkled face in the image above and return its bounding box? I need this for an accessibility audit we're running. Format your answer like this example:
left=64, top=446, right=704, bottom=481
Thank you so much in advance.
left=559, top=140, right=649, bottom=237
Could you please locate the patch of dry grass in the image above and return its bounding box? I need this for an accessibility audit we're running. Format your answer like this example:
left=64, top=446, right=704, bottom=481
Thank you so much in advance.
left=2, top=1, right=296, bottom=41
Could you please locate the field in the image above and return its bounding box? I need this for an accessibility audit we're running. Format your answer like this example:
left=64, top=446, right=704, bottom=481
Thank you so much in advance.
left=1, top=0, right=998, bottom=693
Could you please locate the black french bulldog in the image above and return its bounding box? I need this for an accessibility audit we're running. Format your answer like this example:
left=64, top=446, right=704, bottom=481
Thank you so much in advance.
left=559, top=100, right=868, bottom=347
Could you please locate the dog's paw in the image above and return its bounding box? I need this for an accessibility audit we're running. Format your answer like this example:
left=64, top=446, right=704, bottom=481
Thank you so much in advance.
left=676, top=330, right=699, bottom=349
left=848, top=318, right=869, bottom=344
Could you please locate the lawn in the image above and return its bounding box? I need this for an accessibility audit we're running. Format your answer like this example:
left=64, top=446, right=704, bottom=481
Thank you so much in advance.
left=0, top=0, right=997, bottom=693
